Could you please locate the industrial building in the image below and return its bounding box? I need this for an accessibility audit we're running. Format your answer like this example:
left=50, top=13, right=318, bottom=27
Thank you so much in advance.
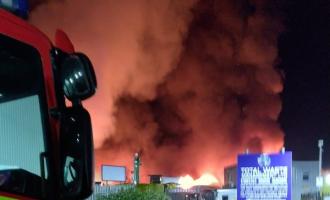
left=292, top=161, right=319, bottom=199
left=216, top=189, right=236, bottom=200
left=223, top=165, right=237, bottom=189
left=167, top=186, right=217, bottom=200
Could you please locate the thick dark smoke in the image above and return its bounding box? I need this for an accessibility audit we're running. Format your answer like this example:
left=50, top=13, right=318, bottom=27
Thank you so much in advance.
left=30, top=0, right=284, bottom=183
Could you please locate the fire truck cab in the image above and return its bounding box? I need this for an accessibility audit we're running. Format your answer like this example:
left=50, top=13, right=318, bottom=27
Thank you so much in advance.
left=0, top=1, right=95, bottom=199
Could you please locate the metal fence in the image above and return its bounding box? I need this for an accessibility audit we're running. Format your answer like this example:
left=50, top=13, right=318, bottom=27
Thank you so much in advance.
left=86, top=184, right=217, bottom=200
left=301, top=192, right=321, bottom=200
left=86, top=184, right=134, bottom=200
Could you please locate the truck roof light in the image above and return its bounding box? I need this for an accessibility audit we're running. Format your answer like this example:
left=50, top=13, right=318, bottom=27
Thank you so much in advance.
left=0, top=0, right=29, bottom=18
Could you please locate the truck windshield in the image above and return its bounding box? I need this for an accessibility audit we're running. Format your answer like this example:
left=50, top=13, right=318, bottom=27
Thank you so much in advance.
left=0, top=34, right=48, bottom=198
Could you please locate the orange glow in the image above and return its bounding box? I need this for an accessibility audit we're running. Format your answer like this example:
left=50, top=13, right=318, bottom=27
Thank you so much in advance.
left=30, top=0, right=285, bottom=184
left=178, top=173, right=219, bottom=189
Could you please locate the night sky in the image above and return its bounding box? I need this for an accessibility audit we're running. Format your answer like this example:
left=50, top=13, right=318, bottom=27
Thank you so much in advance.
left=279, top=0, right=330, bottom=167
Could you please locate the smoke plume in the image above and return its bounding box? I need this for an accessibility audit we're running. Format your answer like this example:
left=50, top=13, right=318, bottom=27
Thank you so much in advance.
left=30, top=0, right=284, bottom=183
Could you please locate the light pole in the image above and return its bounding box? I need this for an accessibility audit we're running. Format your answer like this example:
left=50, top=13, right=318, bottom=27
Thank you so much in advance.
left=318, top=139, right=324, bottom=177
left=133, top=152, right=141, bottom=185
left=318, top=139, right=324, bottom=199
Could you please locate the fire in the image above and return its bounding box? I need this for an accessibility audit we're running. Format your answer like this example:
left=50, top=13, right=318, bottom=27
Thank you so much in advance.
left=178, top=173, right=219, bottom=189
left=30, top=0, right=285, bottom=184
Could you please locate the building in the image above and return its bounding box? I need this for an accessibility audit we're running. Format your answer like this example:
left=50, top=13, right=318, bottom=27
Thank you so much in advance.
left=216, top=189, right=236, bottom=200
left=223, top=165, right=237, bottom=188
left=167, top=186, right=217, bottom=200
left=292, top=161, right=319, bottom=200
left=149, top=174, right=162, bottom=184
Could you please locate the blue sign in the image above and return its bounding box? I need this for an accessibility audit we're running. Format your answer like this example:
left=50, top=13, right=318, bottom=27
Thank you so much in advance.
left=237, top=152, right=292, bottom=200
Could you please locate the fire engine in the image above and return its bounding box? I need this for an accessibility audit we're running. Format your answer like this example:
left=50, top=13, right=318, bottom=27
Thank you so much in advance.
left=0, top=0, right=95, bottom=199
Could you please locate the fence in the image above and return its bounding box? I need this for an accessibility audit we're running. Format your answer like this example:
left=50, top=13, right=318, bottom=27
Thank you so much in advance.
left=301, top=192, right=321, bottom=200
left=86, top=184, right=216, bottom=200
left=86, top=184, right=134, bottom=200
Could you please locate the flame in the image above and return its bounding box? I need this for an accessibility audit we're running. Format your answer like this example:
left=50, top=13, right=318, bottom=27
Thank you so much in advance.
left=178, top=175, right=195, bottom=189
left=178, top=173, right=219, bottom=189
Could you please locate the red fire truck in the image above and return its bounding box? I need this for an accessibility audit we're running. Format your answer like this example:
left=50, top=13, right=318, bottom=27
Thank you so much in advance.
left=0, top=0, right=95, bottom=199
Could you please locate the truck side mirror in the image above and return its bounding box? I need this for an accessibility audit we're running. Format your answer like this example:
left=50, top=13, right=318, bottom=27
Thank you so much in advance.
left=59, top=106, right=94, bottom=199
left=61, top=53, right=97, bottom=102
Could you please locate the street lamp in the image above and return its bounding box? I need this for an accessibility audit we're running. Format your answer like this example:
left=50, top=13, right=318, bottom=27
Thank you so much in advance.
left=318, top=139, right=324, bottom=176
left=317, top=139, right=324, bottom=199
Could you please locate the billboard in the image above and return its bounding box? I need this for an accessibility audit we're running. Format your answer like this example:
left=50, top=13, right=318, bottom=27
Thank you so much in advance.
left=101, top=165, right=126, bottom=182
left=237, top=152, right=292, bottom=200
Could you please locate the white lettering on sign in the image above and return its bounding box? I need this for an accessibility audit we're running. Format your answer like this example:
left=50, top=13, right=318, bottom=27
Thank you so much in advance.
left=240, top=166, right=288, bottom=200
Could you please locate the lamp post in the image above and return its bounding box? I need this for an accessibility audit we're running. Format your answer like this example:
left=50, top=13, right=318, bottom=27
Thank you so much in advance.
left=318, top=139, right=324, bottom=199
left=133, top=152, right=141, bottom=185
left=318, top=139, right=324, bottom=177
